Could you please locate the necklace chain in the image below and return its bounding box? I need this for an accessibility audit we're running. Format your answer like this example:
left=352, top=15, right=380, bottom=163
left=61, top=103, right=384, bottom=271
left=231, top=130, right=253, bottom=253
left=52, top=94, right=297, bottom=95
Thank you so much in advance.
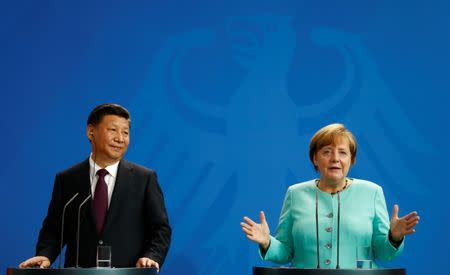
left=316, top=178, right=348, bottom=194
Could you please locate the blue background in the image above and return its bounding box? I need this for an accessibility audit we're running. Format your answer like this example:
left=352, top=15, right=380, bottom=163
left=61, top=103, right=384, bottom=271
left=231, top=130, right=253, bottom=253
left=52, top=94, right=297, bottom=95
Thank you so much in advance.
left=1, top=1, right=448, bottom=275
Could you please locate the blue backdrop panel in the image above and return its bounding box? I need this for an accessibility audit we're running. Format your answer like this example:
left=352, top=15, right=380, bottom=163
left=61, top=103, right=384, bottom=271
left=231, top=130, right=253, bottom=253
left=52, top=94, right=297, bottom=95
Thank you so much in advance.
left=1, top=1, right=448, bottom=275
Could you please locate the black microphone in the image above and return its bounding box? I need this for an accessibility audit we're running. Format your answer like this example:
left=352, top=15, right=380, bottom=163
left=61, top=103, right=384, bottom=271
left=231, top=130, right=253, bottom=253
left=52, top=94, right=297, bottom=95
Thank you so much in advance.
left=315, top=189, right=320, bottom=269
left=76, top=194, right=91, bottom=268
left=336, top=192, right=341, bottom=269
left=58, top=193, right=79, bottom=268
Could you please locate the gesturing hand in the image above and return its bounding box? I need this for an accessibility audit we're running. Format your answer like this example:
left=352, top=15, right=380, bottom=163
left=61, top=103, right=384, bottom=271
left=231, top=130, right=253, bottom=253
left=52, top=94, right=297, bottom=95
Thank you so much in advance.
left=240, top=211, right=271, bottom=250
left=390, top=204, right=420, bottom=242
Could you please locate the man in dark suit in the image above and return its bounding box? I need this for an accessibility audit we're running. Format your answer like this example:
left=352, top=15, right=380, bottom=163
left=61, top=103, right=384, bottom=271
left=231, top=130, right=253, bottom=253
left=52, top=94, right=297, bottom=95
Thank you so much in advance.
left=20, top=104, right=171, bottom=271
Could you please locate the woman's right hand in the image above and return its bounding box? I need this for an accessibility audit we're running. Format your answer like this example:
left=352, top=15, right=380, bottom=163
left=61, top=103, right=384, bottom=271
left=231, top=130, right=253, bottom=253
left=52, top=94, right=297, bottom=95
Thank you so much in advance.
left=240, top=211, right=271, bottom=250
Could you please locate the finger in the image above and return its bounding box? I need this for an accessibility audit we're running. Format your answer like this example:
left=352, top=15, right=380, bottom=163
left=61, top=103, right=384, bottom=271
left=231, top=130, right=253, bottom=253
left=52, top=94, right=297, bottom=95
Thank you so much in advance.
left=396, top=216, right=419, bottom=229
left=25, top=259, right=37, bottom=267
left=403, top=228, right=416, bottom=235
left=405, top=216, right=420, bottom=226
left=391, top=204, right=399, bottom=220
left=241, top=227, right=254, bottom=236
left=402, top=211, right=418, bottom=221
left=405, top=220, right=419, bottom=230
left=243, top=216, right=257, bottom=226
left=260, top=211, right=267, bottom=224
left=150, top=261, right=159, bottom=270
left=240, top=222, right=252, bottom=230
left=20, top=258, right=37, bottom=268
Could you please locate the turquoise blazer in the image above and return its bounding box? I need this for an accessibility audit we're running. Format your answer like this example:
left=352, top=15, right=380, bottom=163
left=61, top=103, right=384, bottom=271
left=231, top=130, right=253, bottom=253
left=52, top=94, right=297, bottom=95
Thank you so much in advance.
left=262, top=179, right=404, bottom=268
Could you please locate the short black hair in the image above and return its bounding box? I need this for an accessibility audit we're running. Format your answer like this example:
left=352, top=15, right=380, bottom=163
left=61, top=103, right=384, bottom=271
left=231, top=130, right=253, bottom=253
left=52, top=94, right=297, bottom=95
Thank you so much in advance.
left=87, top=103, right=131, bottom=126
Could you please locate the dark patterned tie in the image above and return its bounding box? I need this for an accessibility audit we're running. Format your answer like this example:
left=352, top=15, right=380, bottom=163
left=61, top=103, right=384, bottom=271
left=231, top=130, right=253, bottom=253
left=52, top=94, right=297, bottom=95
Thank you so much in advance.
left=94, top=168, right=108, bottom=234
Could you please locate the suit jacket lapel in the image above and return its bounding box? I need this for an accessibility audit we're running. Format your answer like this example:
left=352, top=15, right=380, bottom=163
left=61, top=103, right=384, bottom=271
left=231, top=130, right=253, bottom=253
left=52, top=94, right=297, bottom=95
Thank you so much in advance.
left=102, top=160, right=134, bottom=234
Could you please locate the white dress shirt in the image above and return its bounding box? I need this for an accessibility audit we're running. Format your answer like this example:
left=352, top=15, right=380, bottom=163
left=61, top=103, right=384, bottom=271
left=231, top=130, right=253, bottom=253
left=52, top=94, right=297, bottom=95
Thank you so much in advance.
left=89, top=154, right=119, bottom=208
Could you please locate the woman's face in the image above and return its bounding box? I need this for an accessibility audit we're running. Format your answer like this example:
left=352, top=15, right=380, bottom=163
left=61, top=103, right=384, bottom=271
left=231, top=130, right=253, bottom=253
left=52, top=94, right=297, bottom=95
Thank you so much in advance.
left=313, top=137, right=352, bottom=183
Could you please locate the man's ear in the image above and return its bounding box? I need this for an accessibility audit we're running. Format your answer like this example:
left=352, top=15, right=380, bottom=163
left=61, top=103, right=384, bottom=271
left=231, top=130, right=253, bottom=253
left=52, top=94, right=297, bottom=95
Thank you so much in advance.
left=86, top=125, right=95, bottom=141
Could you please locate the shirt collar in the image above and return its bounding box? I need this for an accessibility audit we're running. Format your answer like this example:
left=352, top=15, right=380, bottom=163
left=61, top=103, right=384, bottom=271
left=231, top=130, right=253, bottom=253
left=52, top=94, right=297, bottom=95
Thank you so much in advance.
left=89, top=153, right=120, bottom=179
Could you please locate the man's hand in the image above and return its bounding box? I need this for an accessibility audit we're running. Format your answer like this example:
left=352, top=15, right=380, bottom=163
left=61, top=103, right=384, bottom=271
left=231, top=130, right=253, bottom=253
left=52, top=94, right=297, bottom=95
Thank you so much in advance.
left=19, top=256, right=51, bottom=268
left=136, top=257, right=159, bottom=272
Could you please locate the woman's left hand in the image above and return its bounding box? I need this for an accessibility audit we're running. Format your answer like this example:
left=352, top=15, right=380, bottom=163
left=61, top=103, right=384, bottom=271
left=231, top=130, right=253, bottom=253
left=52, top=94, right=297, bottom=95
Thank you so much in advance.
left=389, top=204, right=420, bottom=242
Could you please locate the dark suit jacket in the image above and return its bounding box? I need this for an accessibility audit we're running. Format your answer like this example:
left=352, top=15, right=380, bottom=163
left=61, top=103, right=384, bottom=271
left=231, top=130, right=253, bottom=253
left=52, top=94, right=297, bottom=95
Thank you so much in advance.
left=35, top=159, right=171, bottom=268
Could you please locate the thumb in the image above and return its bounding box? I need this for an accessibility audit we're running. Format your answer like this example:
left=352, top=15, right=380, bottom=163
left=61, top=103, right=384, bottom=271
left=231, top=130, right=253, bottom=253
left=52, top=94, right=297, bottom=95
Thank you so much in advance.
left=260, top=211, right=267, bottom=224
left=391, top=204, right=399, bottom=220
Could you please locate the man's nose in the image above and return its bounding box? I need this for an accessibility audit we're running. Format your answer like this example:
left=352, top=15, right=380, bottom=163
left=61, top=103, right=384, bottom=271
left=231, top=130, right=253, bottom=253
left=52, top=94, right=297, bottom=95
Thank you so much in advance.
left=115, top=133, right=125, bottom=143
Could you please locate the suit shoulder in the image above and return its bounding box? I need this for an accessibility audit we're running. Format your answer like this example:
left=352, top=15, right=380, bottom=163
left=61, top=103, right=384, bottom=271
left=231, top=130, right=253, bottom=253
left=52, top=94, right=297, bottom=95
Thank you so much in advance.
left=56, top=159, right=89, bottom=177
left=121, top=160, right=156, bottom=176
left=351, top=178, right=383, bottom=192
left=287, top=179, right=317, bottom=193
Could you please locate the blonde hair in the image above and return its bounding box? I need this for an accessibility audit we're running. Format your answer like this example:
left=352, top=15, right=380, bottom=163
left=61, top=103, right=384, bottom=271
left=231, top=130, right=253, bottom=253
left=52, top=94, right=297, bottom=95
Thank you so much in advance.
left=309, top=123, right=357, bottom=170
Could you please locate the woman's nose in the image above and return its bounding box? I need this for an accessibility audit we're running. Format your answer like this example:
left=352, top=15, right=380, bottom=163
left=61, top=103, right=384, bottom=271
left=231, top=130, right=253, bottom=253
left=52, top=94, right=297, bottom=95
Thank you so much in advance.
left=330, top=151, right=339, bottom=162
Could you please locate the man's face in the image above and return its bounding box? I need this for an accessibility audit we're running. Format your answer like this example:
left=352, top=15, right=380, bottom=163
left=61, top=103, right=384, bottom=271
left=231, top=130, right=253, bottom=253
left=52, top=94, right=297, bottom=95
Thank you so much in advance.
left=87, top=115, right=130, bottom=166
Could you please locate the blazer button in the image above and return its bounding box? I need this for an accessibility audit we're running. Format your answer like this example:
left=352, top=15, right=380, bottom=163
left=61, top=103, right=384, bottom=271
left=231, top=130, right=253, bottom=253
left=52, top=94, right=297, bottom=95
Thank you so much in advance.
left=325, top=259, right=331, bottom=265
left=99, top=240, right=103, bottom=245
left=325, top=227, right=332, bottom=232
left=325, top=243, right=332, bottom=249
left=327, top=213, right=333, bottom=218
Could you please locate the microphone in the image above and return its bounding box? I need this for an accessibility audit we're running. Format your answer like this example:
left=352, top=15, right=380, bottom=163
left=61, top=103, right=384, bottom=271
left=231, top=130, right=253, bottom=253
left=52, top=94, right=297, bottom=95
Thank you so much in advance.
left=76, top=194, right=92, bottom=268
left=336, top=192, right=341, bottom=269
left=58, top=193, right=79, bottom=268
left=315, top=189, right=320, bottom=269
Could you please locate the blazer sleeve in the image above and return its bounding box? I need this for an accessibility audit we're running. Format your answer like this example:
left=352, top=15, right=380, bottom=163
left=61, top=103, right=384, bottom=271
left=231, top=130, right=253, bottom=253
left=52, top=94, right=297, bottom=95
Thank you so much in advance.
left=141, top=171, right=172, bottom=267
left=35, top=174, right=63, bottom=263
left=261, top=187, right=294, bottom=264
left=372, top=186, right=404, bottom=261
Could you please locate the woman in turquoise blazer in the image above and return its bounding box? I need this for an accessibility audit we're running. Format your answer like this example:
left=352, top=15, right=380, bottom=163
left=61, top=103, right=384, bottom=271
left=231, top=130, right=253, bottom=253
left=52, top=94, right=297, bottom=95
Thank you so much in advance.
left=240, top=123, right=419, bottom=268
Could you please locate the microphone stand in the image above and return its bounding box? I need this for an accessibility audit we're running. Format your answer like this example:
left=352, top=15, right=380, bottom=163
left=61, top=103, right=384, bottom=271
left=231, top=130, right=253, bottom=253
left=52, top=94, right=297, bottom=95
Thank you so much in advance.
left=315, top=189, right=320, bottom=269
left=76, top=194, right=91, bottom=268
left=336, top=191, right=341, bottom=269
left=58, top=193, right=79, bottom=268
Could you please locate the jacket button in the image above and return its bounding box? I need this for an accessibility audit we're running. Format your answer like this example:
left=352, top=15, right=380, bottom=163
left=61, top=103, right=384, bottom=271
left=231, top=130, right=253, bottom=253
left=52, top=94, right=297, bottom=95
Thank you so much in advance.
left=99, top=240, right=103, bottom=245
left=325, top=243, right=332, bottom=249
left=325, top=259, right=331, bottom=265
left=325, top=227, right=332, bottom=232
left=327, top=213, right=333, bottom=218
